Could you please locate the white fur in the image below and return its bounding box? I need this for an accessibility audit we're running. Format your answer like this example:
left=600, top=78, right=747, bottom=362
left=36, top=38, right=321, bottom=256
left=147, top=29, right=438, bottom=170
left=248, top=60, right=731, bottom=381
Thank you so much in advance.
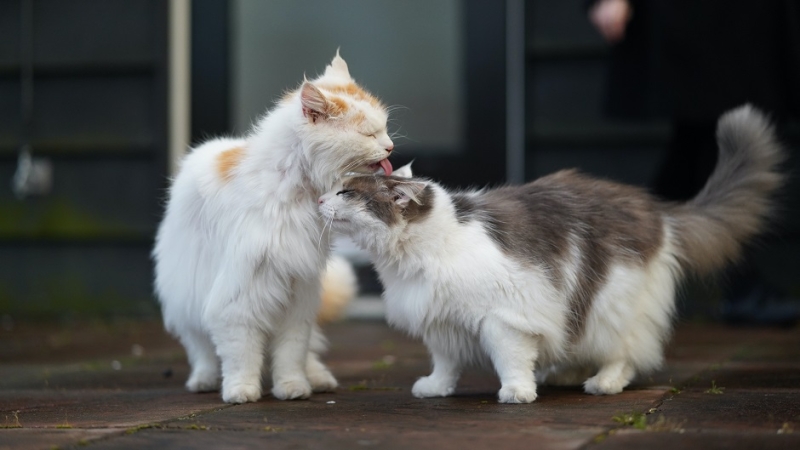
left=319, top=176, right=683, bottom=404
left=153, top=53, right=391, bottom=403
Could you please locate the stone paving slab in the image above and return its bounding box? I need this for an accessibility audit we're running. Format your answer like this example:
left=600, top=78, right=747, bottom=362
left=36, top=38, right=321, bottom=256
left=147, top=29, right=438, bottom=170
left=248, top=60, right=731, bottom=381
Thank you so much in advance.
left=592, top=429, right=800, bottom=450
left=0, top=320, right=798, bottom=449
left=0, top=389, right=226, bottom=429
left=0, top=429, right=121, bottom=450
left=85, top=427, right=607, bottom=450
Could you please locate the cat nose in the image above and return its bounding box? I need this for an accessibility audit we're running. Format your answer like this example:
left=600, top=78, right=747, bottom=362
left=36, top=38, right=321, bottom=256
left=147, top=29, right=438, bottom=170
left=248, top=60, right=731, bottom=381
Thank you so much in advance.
left=385, top=143, right=394, bottom=153
left=318, top=197, right=324, bottom=205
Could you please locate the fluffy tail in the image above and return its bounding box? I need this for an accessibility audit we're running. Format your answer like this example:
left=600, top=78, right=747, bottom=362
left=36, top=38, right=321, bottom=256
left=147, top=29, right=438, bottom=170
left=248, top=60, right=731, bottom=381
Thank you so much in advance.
left=668, top=105, right=786, bottom=275
left=317, top=254, right=358, bottom=324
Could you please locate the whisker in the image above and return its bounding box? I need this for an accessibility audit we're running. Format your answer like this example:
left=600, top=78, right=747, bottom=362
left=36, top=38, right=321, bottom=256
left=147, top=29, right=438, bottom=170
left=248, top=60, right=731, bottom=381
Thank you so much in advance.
left=386, top=104, right=410, bottom=114
left=318, top=213, right=334, bottom=252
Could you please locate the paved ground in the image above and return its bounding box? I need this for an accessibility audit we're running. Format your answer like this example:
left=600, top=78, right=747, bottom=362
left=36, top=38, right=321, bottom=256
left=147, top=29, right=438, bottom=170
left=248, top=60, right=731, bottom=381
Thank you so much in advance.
left=1, top=318, right=799, bottom=449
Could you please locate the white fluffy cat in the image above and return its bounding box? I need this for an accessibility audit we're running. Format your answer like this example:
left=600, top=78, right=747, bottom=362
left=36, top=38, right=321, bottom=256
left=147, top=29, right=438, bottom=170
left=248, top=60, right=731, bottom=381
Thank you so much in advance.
left=153, top=52, right=394, bottom=404
left=318, top=105, right=784, bottom=403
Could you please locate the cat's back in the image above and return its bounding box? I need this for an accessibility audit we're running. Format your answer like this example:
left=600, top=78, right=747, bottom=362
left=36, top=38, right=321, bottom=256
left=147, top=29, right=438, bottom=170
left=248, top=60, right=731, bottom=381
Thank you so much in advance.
left=453, top=169, right=664, bottom=267
left=171, top=137, right=248, bottom=197
left=154, top=138, right=245, bottom=261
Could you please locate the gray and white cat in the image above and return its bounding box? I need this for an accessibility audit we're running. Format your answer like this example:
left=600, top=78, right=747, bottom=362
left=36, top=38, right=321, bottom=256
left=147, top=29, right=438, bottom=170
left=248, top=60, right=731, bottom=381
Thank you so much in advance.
left=318, top=105, right=784, bottom=403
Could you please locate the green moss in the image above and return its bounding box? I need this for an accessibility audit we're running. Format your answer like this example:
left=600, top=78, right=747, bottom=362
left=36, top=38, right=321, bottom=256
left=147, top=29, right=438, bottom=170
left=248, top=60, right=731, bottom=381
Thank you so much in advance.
left=0, top=197, right=141, bottom=239
left=2, top=411, right=22, bottom=428
left=705, top=380, right=725, bottom=394
left=371, top=360, right=392, bottom=370
left=0, top=277, right=158, bottom=319
left=612, top=412, right=648, bottom=430
left=347, top=381, right=400, bottom=392
left=348, top=382, right=369, bottom=391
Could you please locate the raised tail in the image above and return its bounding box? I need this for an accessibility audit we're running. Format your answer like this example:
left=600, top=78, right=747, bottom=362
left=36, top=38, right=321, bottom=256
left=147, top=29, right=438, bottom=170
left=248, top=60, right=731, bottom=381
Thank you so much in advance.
left=668, top=105, right=786, bottom=275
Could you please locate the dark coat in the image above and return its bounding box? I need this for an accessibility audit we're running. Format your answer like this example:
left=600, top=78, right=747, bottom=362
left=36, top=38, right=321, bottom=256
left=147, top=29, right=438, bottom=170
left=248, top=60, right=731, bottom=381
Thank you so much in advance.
left=602, top=0, right=800, bottom=121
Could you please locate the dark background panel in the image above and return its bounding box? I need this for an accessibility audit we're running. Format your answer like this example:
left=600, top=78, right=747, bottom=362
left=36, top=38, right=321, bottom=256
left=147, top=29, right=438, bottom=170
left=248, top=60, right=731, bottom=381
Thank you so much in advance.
left=528, top=60, right=608, bottom=123
left=33, top=0, right=156, bottom=67
left=0, top=79, right=21, bottom=145
left=0, top=0, right=21, bottom=66
left=32, top=76, right=155, bottom=149
left=527, top=0, right=605, bottom=49
left=526, top=144, right=663, bottom=187
left=0, top=159, right=160, bottom=239
left=0, top=245, right=158, bottom=318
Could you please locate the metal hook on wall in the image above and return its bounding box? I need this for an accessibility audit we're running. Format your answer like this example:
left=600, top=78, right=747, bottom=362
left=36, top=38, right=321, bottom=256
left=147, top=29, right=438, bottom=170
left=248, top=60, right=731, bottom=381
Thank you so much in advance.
left=11, top=0, right=52, bottom=199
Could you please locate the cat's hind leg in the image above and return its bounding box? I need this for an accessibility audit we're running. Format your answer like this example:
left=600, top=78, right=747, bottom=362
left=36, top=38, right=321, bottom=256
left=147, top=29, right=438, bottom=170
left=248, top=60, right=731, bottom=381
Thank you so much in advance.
left=179, top=327, right=221, bottom=392
left=583, top=360, right=635, bottom=395
left=412, top=339, right=462, bottom=399
left=480, top=317, right=540, bottom=403
left=306, top=324, right=337, bottom=393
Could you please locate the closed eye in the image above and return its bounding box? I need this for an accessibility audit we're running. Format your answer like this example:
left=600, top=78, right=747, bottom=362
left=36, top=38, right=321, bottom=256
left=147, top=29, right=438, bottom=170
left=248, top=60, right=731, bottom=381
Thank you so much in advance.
left=336, top=189, right=353, bottom=196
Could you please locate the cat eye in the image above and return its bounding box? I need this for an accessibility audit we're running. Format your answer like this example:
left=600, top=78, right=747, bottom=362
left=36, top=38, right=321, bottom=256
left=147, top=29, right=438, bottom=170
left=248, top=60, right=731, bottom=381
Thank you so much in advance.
left=336, top=189, right=353, bottom=196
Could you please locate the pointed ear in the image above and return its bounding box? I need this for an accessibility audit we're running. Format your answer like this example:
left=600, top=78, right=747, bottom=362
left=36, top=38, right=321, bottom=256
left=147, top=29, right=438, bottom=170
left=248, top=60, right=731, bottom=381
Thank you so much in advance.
left=391, top=181, right=428, bottom=208
left=324, top=49, right=351, bottom=78
left=393, top=162, right=414, bottom=178
left=300, top=82, right=329, bottom=122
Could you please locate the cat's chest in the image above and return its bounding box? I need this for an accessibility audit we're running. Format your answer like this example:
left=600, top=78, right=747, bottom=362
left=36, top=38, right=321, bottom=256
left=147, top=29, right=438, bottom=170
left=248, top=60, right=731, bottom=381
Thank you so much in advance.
left=381, top=269, right=433, bottom=334
left=239, top=199, right=328, bottom=276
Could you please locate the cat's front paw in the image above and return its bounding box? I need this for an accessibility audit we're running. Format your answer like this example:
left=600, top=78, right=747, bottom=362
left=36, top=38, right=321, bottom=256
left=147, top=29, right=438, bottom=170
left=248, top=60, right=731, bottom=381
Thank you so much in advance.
left=583, top=373, right=627, bottom=395
left=222, top=383, right=262, bottom=404
left=307, top=367, right=338, bottom=393
left=272, top=378, right=312, bottom=400
left=412, top=376, right=455, bottom=398
left=497, top=384, right=538, bottom=403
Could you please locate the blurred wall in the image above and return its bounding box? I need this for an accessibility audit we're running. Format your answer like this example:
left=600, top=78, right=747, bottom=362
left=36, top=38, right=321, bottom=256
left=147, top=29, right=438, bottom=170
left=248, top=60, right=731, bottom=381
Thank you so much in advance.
left=230, top=0, right=464, bottom=153
left=0, top=0, right=169, bottom=319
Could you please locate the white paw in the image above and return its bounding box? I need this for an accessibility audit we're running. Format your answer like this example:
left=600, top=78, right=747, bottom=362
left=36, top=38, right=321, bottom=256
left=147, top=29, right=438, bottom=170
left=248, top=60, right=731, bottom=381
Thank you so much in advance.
left=412, top=376, right=455, bottom=398
left=497, top=384, right=538, bottom=403
left=272, top=378, right=312, bottom=400
left=222, top=383, right=262, bottom=404
left=307, top=368, right=338, bottom=393
left=185, top=369, right=220, bottom=392
left=584, top=374, right=627, bottom=395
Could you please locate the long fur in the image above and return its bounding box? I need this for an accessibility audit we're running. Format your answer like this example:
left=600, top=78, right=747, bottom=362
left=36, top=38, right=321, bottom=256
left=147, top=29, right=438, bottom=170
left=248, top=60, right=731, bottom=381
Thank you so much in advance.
left=318, top=255, right=358, bottom=324
left=153, top=53, right=392, bottom=404
left=318, top=105, right=784, bottom=403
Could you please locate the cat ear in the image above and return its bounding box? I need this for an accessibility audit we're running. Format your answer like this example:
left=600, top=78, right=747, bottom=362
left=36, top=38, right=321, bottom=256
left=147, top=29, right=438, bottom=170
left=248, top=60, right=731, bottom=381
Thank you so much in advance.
left=392, top=181, right=427, bottom=208
left=324, top=49, right=351, bottom=79
left=393, top=162, right=414, bottom=178
left=300, top=82, right=330, bottom=123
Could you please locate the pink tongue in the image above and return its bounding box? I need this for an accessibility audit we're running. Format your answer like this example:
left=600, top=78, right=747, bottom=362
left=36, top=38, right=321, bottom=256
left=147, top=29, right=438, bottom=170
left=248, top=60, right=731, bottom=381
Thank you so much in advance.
left=380, top=159, right=393, bottom=176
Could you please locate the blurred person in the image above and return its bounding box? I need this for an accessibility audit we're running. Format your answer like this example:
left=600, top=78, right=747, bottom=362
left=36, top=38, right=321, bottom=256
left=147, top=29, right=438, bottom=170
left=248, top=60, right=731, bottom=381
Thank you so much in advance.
left=587, top=0, right=800, bottom=325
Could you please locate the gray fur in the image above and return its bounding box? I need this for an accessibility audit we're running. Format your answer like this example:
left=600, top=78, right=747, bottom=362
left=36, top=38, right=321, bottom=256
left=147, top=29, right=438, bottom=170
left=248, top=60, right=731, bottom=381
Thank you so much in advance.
left=338, top=105, right=784, bottom=339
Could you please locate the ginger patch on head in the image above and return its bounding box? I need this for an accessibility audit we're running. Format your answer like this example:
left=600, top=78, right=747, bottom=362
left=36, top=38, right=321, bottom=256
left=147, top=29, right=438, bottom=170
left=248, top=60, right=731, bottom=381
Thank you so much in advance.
left=318, top=82, right=384, bottom=109
left=217, top=146, right=245, bottom=182
left=328, top=95, right=350, bottom=116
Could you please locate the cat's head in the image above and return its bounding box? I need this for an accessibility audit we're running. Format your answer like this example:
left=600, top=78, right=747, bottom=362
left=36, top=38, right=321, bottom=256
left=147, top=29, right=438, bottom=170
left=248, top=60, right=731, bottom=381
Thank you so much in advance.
left=289, top=51, right=394, bottom=190
left=318, top=164, right=433, bottom=250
